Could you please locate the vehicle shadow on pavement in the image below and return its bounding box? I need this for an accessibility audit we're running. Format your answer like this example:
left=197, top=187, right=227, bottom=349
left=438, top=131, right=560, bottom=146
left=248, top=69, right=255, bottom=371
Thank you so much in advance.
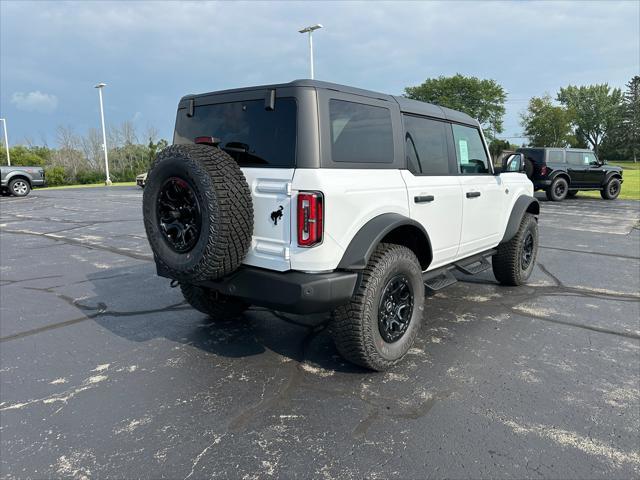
left=86, top=264, right=370, bottom=374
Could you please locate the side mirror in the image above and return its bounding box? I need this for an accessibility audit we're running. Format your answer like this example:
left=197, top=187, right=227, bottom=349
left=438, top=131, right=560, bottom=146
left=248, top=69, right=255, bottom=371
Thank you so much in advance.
left=502, top=153, right=526, bottom=173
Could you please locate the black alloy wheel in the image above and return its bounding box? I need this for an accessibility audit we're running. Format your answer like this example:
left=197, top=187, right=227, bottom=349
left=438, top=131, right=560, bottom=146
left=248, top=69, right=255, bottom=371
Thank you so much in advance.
left=521, top=231, right=534, bottom=270
left=378, top=274, right=414, bottom=343
left=156, top=177, right=202, bottom=253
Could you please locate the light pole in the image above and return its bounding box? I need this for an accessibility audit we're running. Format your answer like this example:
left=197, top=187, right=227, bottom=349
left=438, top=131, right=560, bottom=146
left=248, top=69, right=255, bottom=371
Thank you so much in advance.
left=0, top=118, right=10, bottom=166
left=94, top=83, right=112, bottom=185
left=298, top=24, right=323, bottom=79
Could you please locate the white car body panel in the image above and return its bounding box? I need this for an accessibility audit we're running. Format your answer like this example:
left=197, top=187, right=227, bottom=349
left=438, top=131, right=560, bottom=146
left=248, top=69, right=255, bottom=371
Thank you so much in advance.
left=240, top=165, right=534, bottom=274
left=289, top=169, right=409, bottom=272
left=240, top=167, right=295, bottom=272
left=400, top=171, right=463, bottom=270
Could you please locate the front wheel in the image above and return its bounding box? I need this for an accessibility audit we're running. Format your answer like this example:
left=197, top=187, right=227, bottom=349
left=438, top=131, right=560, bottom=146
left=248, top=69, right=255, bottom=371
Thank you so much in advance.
left=546, top=177, right=568, bottom=202
left=492, top=213, right=539, bottom=286
left=331, top=243, right=424, bottom=371
left=9, top=179, right=31, bottom=197
left=601, top=178, right=621, bottom=200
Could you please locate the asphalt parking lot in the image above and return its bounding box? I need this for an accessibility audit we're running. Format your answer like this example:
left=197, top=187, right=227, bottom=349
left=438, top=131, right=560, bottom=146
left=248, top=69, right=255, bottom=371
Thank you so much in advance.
left=1, top=186, right=639, bottom=479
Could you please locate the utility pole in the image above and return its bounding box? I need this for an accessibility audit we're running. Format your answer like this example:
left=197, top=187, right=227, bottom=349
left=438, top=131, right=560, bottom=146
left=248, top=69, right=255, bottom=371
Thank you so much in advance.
left=298, top=24, right=323, bottom=79
left=0, top=118, right=10, bottom=166
left=94, top=83, right=112, bottom=185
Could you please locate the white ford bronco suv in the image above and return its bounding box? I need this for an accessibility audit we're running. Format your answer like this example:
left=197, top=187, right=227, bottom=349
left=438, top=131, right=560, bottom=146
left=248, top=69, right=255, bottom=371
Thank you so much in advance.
left=142, top=80, right=539, bottom=371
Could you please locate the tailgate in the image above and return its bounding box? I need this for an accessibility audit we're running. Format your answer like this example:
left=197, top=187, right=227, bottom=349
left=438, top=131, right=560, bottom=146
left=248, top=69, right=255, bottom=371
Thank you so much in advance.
left=241, top=168, right=294, bottom=272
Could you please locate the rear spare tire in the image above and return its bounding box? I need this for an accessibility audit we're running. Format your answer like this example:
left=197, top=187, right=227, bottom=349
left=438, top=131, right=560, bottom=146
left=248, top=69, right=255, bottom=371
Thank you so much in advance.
left=143, top=144, right=253, bottom=282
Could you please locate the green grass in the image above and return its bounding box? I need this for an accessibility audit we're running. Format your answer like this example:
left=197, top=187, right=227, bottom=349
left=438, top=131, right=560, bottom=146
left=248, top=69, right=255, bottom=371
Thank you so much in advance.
left=40, top=182, right=137, bottom=190
left=575, top=161, right=640, bottom=201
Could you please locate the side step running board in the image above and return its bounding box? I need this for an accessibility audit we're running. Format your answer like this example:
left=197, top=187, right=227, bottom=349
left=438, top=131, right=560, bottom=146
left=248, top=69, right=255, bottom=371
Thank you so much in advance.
left=455, top=249, right=496, bottom=275
left=423, top=268, right=457, bottom=292
left=422, top=249, right=497, bottom=292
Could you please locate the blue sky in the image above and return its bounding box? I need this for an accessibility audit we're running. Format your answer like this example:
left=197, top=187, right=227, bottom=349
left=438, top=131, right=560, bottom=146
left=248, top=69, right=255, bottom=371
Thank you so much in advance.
left=1, top=0, right=638, bottom=146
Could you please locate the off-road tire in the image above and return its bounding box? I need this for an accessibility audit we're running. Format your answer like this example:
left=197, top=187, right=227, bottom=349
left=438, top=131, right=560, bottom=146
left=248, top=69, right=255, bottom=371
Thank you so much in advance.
left=567, top=190, right=578, bottom=198
left=600, top=177, right=621, bottom=200
left=331, top=243, right=424, bottom=371
left=9, top=178, right=30, bottom=197
left=524, top=159, right=534, bottom=180
left=143, top=144, right=253, bottom=282
left=181, top=283, right=249, bottom=319
left=492, top=213, right=538, bottom=286
left=546, top=177, right=568, bottom=202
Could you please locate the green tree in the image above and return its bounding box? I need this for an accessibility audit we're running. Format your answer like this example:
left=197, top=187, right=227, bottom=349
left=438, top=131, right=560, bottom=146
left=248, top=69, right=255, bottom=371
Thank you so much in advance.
left=488, top=138, right=512, bottom=162
left=405, top=74, right=506, bottom=138
left=520, top=95, right=574, bottom=147
left=623, top=75, right=640, bottom=162
left=0, top=145, right=46, bottom=166
left=557, top=84, right=623, bottom=155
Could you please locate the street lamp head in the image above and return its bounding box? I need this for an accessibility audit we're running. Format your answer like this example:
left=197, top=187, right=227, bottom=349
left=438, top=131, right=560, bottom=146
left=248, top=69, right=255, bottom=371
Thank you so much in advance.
left=94, top=83, right=107, bottom=89
left=299, top=24, right=323, bottom=33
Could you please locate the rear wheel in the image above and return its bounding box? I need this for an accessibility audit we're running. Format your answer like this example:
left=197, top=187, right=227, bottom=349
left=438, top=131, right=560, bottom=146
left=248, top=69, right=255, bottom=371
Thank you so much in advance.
left=331, top=243, right=424, bottom=371
left=180, top=283, right=249, bottom=319
left=566, top=190, right=578, bottom=198
left=492, top=213, right=538, bottom=286
left=546, top=177, right=568, bottom=201
left=9, top=178, right=30, bottom=197
left=601, top=177, right=621, bottom=200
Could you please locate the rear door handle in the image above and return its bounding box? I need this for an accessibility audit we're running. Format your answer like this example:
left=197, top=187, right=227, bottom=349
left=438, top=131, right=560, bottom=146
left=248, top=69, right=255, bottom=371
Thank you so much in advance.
left=414, top=195, right=434, bottom=203
left=466, top=191, right=481, bottom=198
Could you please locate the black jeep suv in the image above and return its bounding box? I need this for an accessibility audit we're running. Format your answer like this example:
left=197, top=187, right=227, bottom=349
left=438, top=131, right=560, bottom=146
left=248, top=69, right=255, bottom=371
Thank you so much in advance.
left=517, top=147, right=623, bottom=201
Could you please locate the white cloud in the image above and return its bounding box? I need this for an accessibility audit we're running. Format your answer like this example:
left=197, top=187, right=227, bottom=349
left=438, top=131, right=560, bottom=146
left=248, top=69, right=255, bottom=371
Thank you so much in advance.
left=10, top=91, right=58, bottom=113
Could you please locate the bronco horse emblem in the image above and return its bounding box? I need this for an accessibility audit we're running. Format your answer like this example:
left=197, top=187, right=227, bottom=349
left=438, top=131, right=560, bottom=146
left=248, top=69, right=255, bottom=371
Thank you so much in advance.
left=270, top=206, right=284, bottom=225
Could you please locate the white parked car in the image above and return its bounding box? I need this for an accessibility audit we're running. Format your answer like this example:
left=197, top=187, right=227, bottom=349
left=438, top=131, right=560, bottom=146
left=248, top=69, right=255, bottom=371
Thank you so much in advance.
left=136, top=172, right=147, bottom=188
left=142, top=80, right=539, bottom=370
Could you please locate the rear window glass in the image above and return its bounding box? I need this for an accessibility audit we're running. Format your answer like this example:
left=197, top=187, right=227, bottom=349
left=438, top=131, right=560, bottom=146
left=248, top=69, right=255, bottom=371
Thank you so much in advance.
left=174, top=97, right=297, bottom=168
left=518, top=149, right=544, bottom=164
left=329, top=99, right=394, bottom=163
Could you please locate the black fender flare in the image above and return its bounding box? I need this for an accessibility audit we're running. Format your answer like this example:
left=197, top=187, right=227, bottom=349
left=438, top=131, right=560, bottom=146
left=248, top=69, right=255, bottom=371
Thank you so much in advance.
left=549, top=170, right=571, bottom=185
left=337, top=213, right=432, bottom=270
left=602, top=171, right=623, bottom=186
left=501, top=195, right=540, bottom=243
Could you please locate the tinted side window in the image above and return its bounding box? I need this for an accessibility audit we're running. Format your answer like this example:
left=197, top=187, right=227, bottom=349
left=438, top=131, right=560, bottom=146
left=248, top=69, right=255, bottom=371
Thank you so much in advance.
left=329, top=99, right=394, bottom=163
left=174, top=98, right=297, bottom=167
left=548, top=150, right=564, bottom=163
left=403, top=115, right=450, bottom=175
left=451, top=124, right=489, bottom=174
left=566, top=151, right=592, bottom=166
left=584, top=152, right=598, bottom=165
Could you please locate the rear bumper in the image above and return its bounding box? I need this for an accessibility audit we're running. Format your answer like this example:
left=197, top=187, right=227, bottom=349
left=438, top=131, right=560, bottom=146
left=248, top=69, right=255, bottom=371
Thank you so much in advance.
left=159, top=264, right=359, bottom=314
left=534, top=179, right=552, bottom=189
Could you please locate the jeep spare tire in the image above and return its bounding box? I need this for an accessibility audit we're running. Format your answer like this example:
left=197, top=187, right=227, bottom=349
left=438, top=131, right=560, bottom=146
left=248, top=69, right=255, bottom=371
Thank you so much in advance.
left=143, top=144, right=253, bottom=282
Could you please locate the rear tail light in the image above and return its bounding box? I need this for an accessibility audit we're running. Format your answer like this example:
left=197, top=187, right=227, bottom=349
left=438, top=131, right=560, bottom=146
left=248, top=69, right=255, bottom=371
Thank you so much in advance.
left=540, top=165, right=549, bottom=176
left=297, top=191, right=323, bottom=247
left=194, top=136, right=220, bottom=146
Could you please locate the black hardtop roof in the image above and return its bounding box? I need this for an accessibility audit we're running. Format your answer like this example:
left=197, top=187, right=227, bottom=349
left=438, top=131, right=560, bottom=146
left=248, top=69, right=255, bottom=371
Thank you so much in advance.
left=181, top=79, right=479, bottom=127
left=518, top=147, right=594, bottom=152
